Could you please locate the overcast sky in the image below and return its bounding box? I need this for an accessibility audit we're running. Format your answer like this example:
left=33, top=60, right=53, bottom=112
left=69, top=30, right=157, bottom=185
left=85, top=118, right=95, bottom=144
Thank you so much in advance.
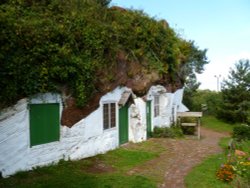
left=111, top=0, right=250, bottom=91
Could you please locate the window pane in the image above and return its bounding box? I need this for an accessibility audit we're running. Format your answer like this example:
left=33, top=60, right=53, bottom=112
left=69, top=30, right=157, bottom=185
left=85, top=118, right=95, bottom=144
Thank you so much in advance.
left=110, top=103, right=116, bottom=128
left=154, top=96, right=160, bottom=117
left=103, top=104, right=109, bottom=130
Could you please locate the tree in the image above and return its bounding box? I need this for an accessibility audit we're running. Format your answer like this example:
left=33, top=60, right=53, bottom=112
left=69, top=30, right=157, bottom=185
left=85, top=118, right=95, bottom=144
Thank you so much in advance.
left=182, top=74, right=200, bottom=110
left=187, top=89, right=222, bottom=115
left=0, top=0, right=208, bottom=109
left=180, top=40, right=209, bottom=109
left=217, top=59, right=250, bottom=123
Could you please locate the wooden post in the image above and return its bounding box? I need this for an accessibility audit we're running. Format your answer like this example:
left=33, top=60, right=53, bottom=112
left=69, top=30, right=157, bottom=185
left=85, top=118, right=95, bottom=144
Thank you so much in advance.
left=197, top=117, right=201, bottom=139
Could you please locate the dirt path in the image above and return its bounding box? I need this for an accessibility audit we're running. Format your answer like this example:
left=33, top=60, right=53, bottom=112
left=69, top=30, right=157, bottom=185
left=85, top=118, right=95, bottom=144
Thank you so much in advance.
left=128, top=127, right=229, bottom=188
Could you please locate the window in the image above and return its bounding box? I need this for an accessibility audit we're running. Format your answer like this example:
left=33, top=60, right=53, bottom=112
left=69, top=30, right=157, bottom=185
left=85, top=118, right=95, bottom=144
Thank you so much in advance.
left=103, top=103, right=116, bottom=130
left=30, top=103, right=60, bottom=146
left=154, top=96, right=160, bottom=117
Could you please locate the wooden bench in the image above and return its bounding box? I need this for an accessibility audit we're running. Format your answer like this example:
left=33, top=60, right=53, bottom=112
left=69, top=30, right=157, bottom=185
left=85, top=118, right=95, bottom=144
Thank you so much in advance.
left=177, top=112, right=203, bottom=139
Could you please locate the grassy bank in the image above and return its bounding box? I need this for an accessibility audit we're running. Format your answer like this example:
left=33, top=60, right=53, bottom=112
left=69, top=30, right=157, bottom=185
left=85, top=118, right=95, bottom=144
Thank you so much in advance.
left=185, top=116, right=250, bottom=188
left=185, top=116, right=233, bottom=188
left=202, top=115, right=234, bottom=133
left=0, top=140, right=165, bottom=188
left=185, top=137, right=233, bottom=188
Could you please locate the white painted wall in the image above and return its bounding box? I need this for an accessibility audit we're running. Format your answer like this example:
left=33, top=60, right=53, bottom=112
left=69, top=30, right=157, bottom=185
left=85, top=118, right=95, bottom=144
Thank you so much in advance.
left=0, top=88, right=125, bottom=178
left=0, top=86, right=187, bottom=178
left=172, top=89, right=189, bottom=123
left=147, top=85, right=171, bottom=127
left=129, top=98, right=147, bottom=143
left=0, top=93, right=65, bottom=178
left=147, top=86, right=188, bottom=128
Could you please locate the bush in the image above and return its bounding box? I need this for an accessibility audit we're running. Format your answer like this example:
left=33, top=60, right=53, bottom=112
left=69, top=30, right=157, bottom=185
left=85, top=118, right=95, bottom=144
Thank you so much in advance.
left=0, top=0, right=208, bottom=109
left=216, top=163, right=235, bottom=182
left=216, top=139, right=250, bottom=186
left=181, top=126, right=196, bottom=135
left=179, top=117, right=196, bottom=135
left=152, top=126, right=183, bottom=138
left=232, top=125, right=250, bottom=141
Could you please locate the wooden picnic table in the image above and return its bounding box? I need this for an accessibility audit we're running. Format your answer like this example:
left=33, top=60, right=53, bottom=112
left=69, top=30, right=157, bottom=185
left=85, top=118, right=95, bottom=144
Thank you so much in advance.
left=177, top=112, right=203, bottom=139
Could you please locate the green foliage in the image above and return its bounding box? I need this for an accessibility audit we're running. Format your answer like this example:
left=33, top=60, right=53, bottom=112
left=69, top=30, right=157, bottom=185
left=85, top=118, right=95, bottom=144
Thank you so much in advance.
left=182, top=41, right=209, bottom=108
left=233, top=141, right=250, bottom=187
left=202, top=115, right=234, bottom=133
left=182, top=74, right=201, bottom=110
left=152, top=126, right=183, bottom=138
left=183, top=89, right=223, bottom=115
left=0, top=141, right=162, bottom=188
left=185, top=154, right=232, bottom=188
left=99, top=148, right=158, bottom=172
left=186, top=117, right=250, bottom=188
left=186, top=138, right=250, bottom=188
left=219, top=137, right=232, bottom=150
left=0, top=0, right=208, bottom=108
left=232, top=125, right=250, bottom=141
left=217, top=59, right=250, bottom=124
left=179, top=117, right=196, bottom=134
left=235, top=140, right=250, bottom=154
left=217, top=139, right=250, bottom=187
left=181, top=126, right=196, bottom=135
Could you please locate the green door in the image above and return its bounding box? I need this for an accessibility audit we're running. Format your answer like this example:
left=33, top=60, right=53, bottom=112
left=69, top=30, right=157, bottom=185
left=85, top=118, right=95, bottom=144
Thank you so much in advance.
left=119, top=104, right=129, bottom=145
left=30, top=103, right=60, bottom=146
left=146, top=101, right=152, bottom=138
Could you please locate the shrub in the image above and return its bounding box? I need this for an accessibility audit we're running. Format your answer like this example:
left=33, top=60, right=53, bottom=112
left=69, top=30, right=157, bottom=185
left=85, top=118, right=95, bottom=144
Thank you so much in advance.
left=181, top=126, right=196, bottom=135
left=180, top=117, right=196, bottom=122
left=216, top=163, right=235, bottom=182
left=217, top=139, right=250, bottom=186
left=0, top=1, right=208, bottom=109
left=232, top=125, right=250, bottom=141
left=235, top=140, right=250, bottom=154
left=179, top=117, right=196, bottom=135
left=152, top=126, right=183, bottom=138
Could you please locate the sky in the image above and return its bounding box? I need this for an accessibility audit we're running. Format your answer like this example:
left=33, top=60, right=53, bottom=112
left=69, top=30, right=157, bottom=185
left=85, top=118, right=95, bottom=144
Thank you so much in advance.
left=110, top=0, right=250, bottom=91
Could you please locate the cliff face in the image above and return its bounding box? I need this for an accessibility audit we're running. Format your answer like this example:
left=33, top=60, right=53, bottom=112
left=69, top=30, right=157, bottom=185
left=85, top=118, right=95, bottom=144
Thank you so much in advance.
left=61, top=52, right=183, bottom=127
left=0, top=1, right=208, bottom=124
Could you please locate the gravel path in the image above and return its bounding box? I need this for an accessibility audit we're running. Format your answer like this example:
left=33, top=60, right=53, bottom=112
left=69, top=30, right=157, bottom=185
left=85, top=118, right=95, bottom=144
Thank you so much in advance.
left=128, top=127, right=229, bottom=188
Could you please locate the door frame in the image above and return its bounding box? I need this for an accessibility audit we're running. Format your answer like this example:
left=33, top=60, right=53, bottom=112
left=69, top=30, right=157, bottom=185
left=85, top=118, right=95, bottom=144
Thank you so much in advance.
left=119, top=103, right=129, bottom=145
left=146, top=100, right=152, bottom=139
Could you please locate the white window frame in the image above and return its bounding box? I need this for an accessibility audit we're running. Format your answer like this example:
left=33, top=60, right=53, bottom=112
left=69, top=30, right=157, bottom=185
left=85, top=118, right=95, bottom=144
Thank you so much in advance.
left=103, top=102, right=116, bottom=130
left=154, top=95, right=160, bottom=117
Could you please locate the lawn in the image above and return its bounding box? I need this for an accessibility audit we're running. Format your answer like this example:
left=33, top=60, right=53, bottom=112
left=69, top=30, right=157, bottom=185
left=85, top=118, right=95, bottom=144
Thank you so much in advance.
left=185, top=115, right=250, bottom=188
left=185, top=154, right=233, bottom=188
left=1, top=116, right=247, bottom=188
left=0, top=140, right=165, bottom=188
left=202, top=115, right=235, bottom=133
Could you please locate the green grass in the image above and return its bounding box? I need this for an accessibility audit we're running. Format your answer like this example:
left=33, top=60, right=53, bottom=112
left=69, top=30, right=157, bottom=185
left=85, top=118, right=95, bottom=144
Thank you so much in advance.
left=185, top=154, right=233, bottom=188
left=2, top=172, right=155, bottom=188
left=202, top=115, right=235, bottom=133
left=185, top=116, right=233, bottom=188
left=218, top=137, right=232, bottom=150
left=185, top=116, right=248, bottom=188
left=235, top=139, right=250, bottom=153
left=99, top=148, right=159, bottom=172
left=0, top=140, right=164, bottom=188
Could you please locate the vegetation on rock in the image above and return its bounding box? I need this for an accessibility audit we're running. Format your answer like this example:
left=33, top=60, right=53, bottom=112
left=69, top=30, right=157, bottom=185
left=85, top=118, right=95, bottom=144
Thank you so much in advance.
left=0, top=0, right=208, bottom=113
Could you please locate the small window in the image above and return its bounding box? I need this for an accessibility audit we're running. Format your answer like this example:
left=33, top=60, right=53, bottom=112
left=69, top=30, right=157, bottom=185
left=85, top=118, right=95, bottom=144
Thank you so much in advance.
left=154, top=96, right=160, bottom=117
left=103, top=103, right=116, bottom=130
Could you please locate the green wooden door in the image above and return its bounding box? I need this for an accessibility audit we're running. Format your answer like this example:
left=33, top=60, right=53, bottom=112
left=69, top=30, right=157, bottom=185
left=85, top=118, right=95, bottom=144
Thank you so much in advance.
left=119, top=104, right=129, bottom=145
left=146, top=101, right=152, bottom=138
left=30, top=103, right=60, bottom=146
